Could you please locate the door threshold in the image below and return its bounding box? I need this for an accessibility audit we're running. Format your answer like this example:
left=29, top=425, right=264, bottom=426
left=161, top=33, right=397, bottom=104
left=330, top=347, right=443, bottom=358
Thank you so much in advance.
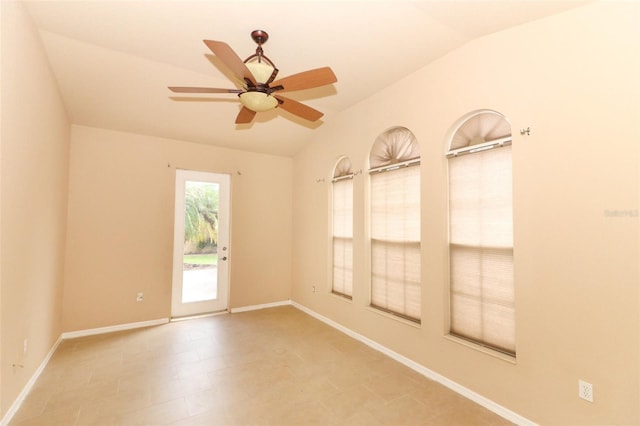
left=170, top=310, right=229, bottom=322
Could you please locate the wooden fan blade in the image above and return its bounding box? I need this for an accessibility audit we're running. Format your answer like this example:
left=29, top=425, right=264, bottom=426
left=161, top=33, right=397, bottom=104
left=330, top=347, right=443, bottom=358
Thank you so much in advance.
left=235, top=107, right=257, bottom=124
left=274, top=95, right=324, bottom=122
left=203, top=40, right=256, bottom=86
left=169, top=87, right=243, bottom=94
left=271, top=67, right=337, bottom=93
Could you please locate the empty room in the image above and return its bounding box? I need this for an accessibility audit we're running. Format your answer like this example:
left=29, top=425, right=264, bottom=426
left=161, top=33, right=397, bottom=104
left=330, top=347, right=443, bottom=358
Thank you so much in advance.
left=1, top=1, right=639, bottom=425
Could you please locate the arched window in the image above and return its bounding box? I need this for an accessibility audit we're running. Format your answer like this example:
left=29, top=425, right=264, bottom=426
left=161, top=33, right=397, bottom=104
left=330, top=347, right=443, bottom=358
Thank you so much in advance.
left=369, top=127, right=421, bottom=322
left=331, top=157, right=354, bottom=299
left=446, top=111, right=515, bottom=356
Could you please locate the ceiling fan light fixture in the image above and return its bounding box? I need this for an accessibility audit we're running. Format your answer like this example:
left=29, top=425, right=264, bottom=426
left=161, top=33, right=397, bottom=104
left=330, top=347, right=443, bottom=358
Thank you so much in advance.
left=246, top=62, right=275, bottom=84
left=239, top=91, right=278, bottom=112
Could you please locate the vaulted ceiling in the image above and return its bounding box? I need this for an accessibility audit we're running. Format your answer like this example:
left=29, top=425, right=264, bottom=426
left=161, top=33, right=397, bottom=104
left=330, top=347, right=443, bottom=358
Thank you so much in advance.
left=24, top=1, right=586, bottom=157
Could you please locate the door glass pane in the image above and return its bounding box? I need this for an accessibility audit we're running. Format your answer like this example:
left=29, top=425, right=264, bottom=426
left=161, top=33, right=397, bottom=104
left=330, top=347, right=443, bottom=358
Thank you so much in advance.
left=182, top=180, right=219, bottom=303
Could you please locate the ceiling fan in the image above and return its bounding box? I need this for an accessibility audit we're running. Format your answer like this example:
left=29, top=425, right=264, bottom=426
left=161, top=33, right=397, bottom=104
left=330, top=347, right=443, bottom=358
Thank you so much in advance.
left=169, top=30, right=337, bottom=124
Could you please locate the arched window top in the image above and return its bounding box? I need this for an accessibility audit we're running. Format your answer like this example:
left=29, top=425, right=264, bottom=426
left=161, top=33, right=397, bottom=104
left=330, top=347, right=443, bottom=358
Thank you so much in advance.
left=369, top=127, right=420, bottom=170
left=448, top=111, right=511, bottom=153
left=333, top=156, right=353, bottom=179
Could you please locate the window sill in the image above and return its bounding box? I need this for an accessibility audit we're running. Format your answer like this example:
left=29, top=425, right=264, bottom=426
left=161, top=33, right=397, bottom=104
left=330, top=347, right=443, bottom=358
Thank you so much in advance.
left=366, top=306, right=422, bottom=329
left=443, top=334, right=516, bottom=364
left=330, top=291, right=353, bottom=303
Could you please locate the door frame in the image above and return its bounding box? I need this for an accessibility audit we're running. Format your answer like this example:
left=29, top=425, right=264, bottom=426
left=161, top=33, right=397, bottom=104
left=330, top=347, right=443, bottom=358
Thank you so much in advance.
left=171, top=169, right=230, bottom=318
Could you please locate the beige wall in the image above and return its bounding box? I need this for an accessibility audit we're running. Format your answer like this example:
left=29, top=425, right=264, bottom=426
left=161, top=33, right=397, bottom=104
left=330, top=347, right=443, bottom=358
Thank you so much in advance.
left=0, top=0, right=70, bottom=418
left=63, top=126, right=292, bottom=332
left=1, top=0, right=638, bottom=423
left=292, top=3, right=639, bottom=424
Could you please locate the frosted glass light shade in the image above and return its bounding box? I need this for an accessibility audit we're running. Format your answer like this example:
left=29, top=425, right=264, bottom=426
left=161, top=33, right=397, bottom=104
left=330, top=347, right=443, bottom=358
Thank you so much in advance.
left=246, top=62, right=274, bottom=84
left=239, top=92, right=278, bottom=112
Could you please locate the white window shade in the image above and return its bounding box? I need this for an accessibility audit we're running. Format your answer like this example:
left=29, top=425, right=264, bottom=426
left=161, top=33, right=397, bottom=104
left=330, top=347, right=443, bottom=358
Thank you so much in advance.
left=369, top=127, right=421, bottom=322
left=449, top=143, right=515, bottom=355
left=333, top=156, right=353, bottom=179
left=370, top=127, right=420, bottom=169
left=332, top=176, right=353, bottom=298
left=450, top=112, right=511, bottom=151
left=449, top=148, right=513, bottom=247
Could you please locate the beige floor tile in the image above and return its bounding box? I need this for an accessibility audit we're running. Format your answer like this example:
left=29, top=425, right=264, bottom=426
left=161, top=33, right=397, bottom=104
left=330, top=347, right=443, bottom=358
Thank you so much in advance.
left=413, top=378, right=470, bottom=410
left=85, top=390, right=153, bottom=417
left=431, top=398, right=516, bottom=426
left=168, top=408, right=235, bottom=426
left=364, top=370, right=421, bottom=402
left=43, top=379, right=119, bottom=414
left=268, top=399, right=336, bottom=426
left=8, top=306, right=513, bottom=426
left=11, top=404, right=80, bottom=426
left=184, top=388, right=230, bottom=417
left=318, top=383, right=386, bottom=421
left=371, top=394, right=439, bottom=426
left=339, top=409, right=384, bottom=426
left=118, top=397, right=190, bottom=426
left=177, top=355, right=228, bottom=377
left=7, top=393, right=48, bottom=424
left=174, top=374, right=215, bottom=397
left=325, top=362, right=375, bottom=390
left=145, top=378, right=206, bottom=405
left=223, top=399, right=273, bottom=425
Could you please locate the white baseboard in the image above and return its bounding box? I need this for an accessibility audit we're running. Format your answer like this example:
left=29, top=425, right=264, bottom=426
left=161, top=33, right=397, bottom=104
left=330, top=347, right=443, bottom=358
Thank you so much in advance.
left=0, top=336, right=62, bottom=426
left=291, top=301, right=536, bottom=426
left=60, top=318, right=169, bottom=340
left=229, top=299, right=291, bottom=313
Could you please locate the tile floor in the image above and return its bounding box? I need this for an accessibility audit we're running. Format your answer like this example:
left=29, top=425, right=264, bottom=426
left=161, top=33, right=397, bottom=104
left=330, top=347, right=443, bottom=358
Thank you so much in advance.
left=9, top=306, right=513, bottom=426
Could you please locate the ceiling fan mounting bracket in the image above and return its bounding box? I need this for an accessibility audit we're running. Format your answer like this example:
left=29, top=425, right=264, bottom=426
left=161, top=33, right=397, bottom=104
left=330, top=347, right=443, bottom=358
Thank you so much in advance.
left=244, top=30, right=275, bottom=69
left=250, top=30, right=269, bottom=46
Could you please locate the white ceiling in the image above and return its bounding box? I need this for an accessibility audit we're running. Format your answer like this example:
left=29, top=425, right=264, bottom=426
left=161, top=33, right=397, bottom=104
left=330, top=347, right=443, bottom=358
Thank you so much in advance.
left=24, top=1, right=587, bottom=157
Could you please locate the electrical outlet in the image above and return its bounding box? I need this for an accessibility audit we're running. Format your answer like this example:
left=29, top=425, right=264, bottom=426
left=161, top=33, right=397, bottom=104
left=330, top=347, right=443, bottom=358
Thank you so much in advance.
left=23, top=338, right=28, bottom=355
left=136, top=292, right=144, bottom=302
left=578, top=380, right=593, bottom=402
left=312, top=286, right=316, bottom=293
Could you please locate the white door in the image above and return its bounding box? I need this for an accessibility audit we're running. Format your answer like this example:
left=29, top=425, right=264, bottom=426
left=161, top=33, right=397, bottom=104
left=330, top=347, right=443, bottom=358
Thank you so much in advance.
left=172, top=170, right=230, bottom=317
